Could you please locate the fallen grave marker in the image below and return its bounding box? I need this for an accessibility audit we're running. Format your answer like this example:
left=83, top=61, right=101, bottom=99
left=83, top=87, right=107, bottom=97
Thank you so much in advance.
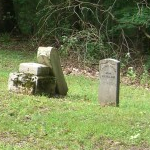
left=37, top=47, right=68, bottom=95
left=8, top=47, right=68, bottom=96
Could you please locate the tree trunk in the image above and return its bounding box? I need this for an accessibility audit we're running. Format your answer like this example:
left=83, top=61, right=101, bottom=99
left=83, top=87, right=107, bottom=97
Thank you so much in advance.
left=0, top=0, right=18, bottom=33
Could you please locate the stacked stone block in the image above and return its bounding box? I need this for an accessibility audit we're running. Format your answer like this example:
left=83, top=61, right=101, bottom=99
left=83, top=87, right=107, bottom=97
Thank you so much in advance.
left=8, top=47, right=68, bottom=96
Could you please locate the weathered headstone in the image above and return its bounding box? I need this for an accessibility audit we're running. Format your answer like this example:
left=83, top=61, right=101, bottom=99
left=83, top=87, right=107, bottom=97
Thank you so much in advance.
left=37, top=47, right=68, bottom=95
left=98, top=59, right=120, bottom=106
left=8, top=63, right=56, bottom=96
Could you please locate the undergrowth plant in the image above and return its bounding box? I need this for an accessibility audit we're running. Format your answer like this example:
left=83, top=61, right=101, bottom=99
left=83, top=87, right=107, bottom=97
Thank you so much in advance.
left=0, top=33, right=11, bottom=43
left=127, top=67, right=136, bottom=80
left=140, top=65, right=150, bottom=84
left=36, top=0, right=143, bottom=64
left=60, top=28, right=115, bottom=62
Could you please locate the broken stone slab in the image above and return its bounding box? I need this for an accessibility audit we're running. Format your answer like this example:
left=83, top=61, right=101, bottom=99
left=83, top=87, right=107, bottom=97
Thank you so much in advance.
left=19, top=63, right=50, bottom=76
left=8, top=72, right=56, bottom=96
left=37, top=47, right=68, bottom=95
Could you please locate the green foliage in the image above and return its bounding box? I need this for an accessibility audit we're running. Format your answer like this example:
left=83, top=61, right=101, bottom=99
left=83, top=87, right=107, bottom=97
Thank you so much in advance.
left=35, top=0, right=150, bottom=61
left=0, top=33, right=11, bottom=43
left=111, top=7, right=150, bottom=33
left=140, top=57, right=150, bottom=84
left=13, top=0, right=40, bottom=34
left=140, top=65, right=150, bottom=84
left=127, top=67, right=136, bottom=79
left=60, top=28, right=116, bottom=61
left=11, top=1, right=150, bottom=37
left=9, top=0, right=150, bottom=63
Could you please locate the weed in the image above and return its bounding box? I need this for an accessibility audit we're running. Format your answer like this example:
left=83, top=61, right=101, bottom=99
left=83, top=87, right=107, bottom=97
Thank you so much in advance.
left=0, top=33, right=11, bottom=43
left=127, top=67, right=136, bottom=80
left=140, top=65, right=150, bottom=84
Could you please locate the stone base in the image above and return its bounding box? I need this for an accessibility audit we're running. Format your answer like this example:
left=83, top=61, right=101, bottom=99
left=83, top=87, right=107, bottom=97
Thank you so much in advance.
left=8, top=72, right=56, bottom=96
left=19, top=62, right=50, bottom=76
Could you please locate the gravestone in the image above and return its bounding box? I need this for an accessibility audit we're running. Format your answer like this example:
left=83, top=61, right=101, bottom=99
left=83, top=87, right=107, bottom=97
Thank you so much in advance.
left=98, top=59, right=120, bottom=106
left=8, top=63, right=56, bottom=96
left=37, top=47, right=68, bottom=95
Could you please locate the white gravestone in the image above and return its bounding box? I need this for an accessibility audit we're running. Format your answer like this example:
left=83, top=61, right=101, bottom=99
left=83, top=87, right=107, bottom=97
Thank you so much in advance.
left=98, top=59, right=120, bottom=106
left=37, top=47, right=68, bottom=95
